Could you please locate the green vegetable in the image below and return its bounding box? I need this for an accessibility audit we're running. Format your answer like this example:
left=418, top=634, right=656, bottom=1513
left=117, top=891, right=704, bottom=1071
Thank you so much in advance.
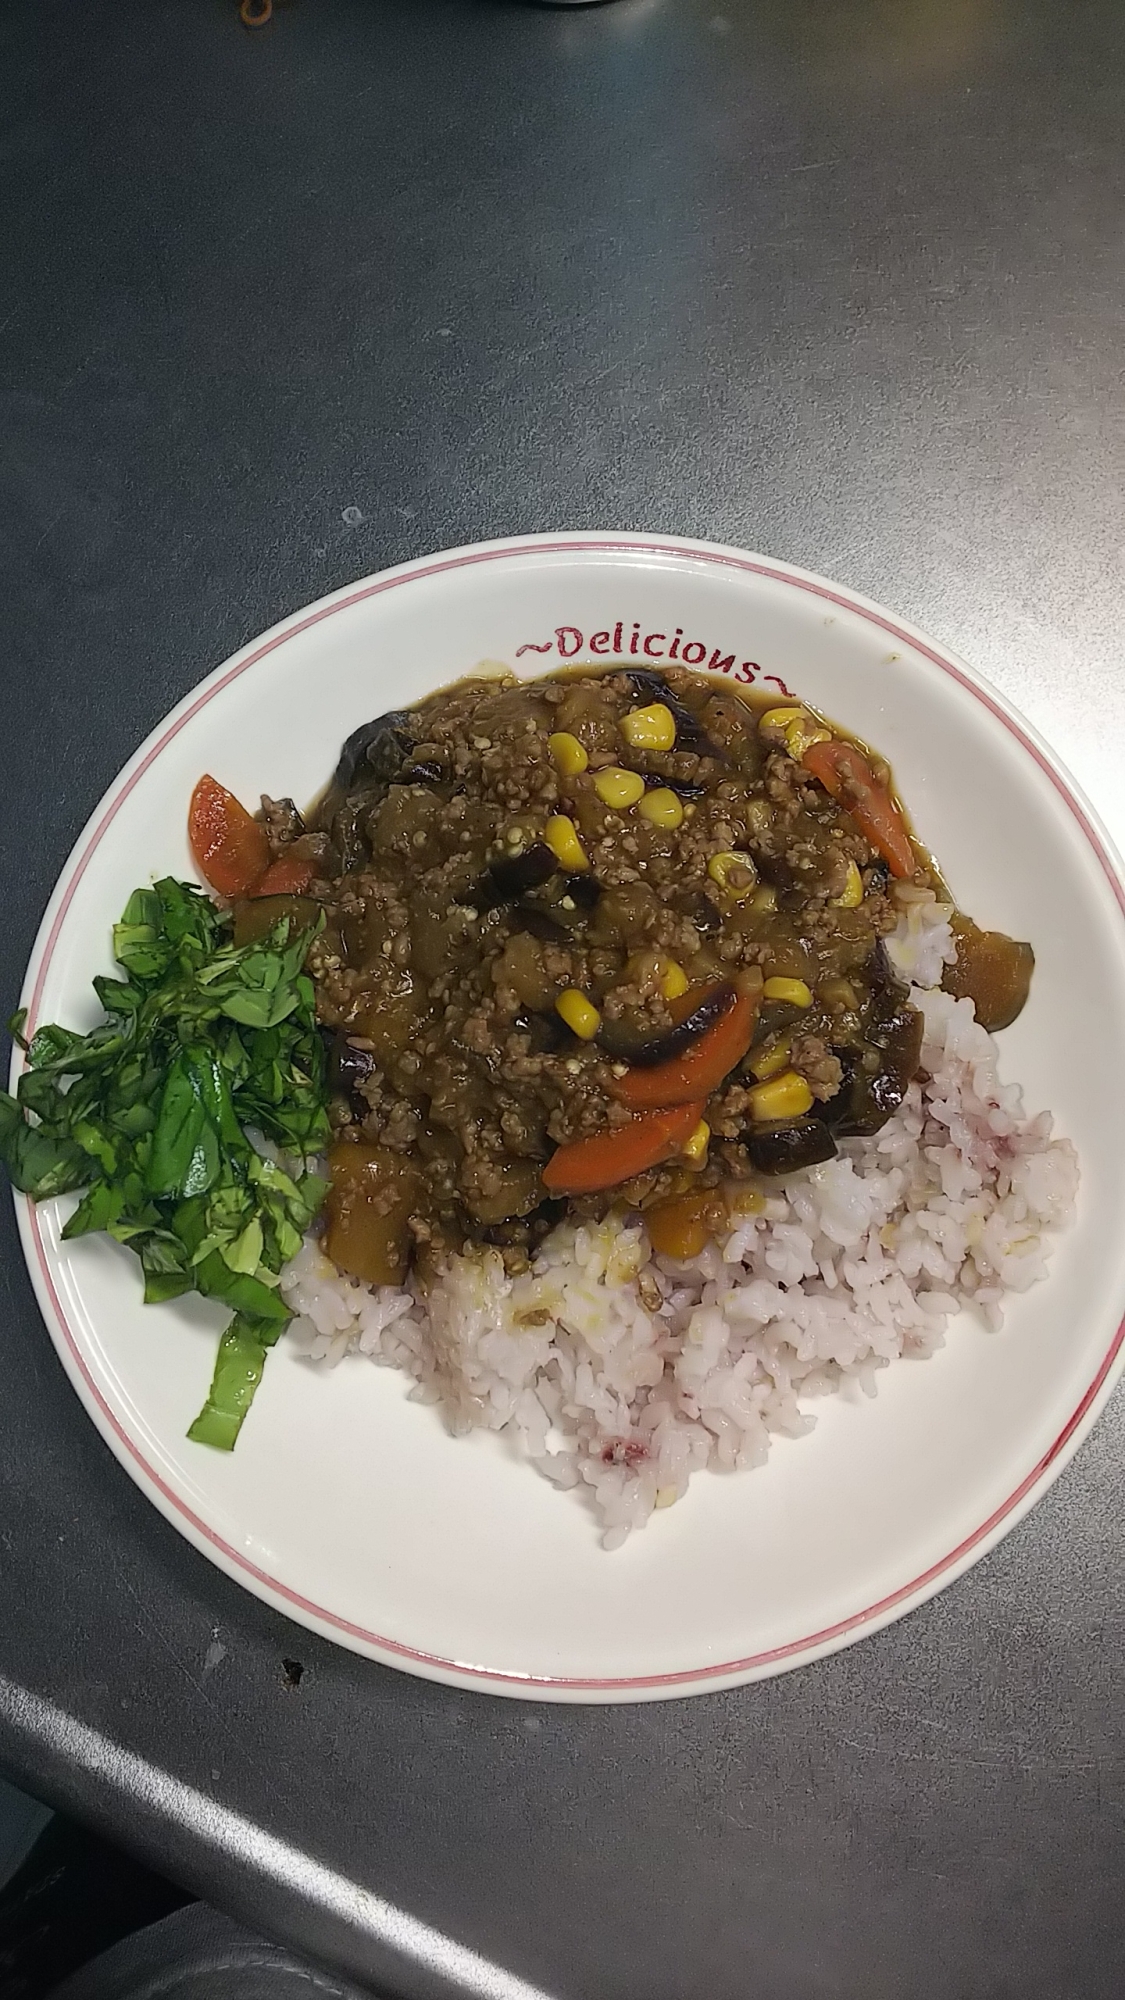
left=187, top=1312, right=286, bottom=1452
left=0, top=879, right=329, bottom=1449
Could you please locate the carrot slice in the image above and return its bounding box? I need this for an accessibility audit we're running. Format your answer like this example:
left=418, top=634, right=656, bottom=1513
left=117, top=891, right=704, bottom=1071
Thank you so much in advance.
left=801, top=739, right=916, bottom=880
left=609, top=988, right=758, bottom=1110
left=251, top=854, right=317, bottom=897
left=189, top=775, right=271, bottom=898
left=542, top=1100, right=706, bottom=1196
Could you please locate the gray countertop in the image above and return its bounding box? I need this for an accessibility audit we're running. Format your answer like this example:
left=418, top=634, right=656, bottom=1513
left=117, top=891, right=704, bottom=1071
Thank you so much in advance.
left=2, top=1, right=1124, bottom=1994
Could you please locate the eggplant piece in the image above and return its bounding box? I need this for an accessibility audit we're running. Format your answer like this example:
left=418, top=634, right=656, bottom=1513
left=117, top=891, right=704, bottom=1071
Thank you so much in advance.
left=400, top=759, right=445, bottom=785
left=810, top=945, right=922, bottom=1139
left=942, top=918, right=1034, bottom=1032
left=511, top=905, right=571, bottom=944
left=880, top=997, right=925, bottom=1097
left=512, top=1009, right=569, bottom=1054
left=755, top=999, right=807, bottom=1041
left=864, top=939, right=902, bottom=995
left=623, top=669, right=723, bottom=759
left=826, top=1067, right=908, bottom=1137
left=820, top=1000, right=924, bottom=1139
left=598, top=981, right=736, bottom=1067
left=564, top=870, right=601, bottom=910
left=477, top=841, right=559, bottom=910
left=747, top=1118, right=838, bottom=1175
left=480, top=1196, right=568, bottom=1251
left=507, top=870, right=599, bottom=941
left=658, top=778, right=708, bottom=802
left=754, top=851, right=804, bottom=893
left=813, top=1049, right=858, bottom=1130
left=682, top=889, right=722, bottom=936
left=328, top=1032, right=379, bottom=1106
left=334, top=710, right=415, bottom=791
left=625, top=667, right=678, bottom=705
left=329, top=796, right=374, bottom=874
left=821, top=1058, right=902, bottom=1139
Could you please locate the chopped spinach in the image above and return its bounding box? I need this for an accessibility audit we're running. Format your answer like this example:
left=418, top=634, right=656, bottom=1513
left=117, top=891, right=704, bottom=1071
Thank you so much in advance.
left=0, top=879, right=329, bottom=1448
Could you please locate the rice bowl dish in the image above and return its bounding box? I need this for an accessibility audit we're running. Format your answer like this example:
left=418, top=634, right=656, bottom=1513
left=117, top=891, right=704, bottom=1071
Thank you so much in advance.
left=283, top=915, right=1077, bottom=1547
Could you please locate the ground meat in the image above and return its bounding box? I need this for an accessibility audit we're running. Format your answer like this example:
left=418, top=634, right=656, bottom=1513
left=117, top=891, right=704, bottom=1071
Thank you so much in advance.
left=362, top=1098, right=421, bottom=1151
left=257, top=794, right=305, bottom=857
left=789, top=1033, right=844, bottom=1102
left=709, top=1080, right=760, bottom=1139
left=307, top=664, right=930, bottom=1268
left=290, top=828, right=337, bottom=870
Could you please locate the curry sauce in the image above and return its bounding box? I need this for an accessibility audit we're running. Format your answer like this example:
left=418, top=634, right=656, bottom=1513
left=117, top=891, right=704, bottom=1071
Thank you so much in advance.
left=240, top=665, right=1032, bottom=1280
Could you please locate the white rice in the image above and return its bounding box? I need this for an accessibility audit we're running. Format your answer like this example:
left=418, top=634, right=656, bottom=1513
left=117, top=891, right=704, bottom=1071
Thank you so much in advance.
left=281, top=904, right=1078, bottom=1548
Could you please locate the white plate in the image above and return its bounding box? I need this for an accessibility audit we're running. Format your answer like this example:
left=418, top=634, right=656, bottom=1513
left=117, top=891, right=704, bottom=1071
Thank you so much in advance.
left=14, top=534, right=1125, bottom=1701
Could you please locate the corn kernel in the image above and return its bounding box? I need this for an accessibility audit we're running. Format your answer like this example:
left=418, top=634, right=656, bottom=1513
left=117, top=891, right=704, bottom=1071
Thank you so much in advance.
left=832, top=859, right=864, bottom=908
left=763, top=976, right=813, bottom=1008
left=594, top=766, right=647, bottom=810
left=620, top=702, right=677, bottom=752
left=707, top=850, right=759, bottom=898
left=750, top=885, right=777, bottom=914
left=784, top=716, right=832, bottom=759
left=759, top=706, right=805, bottom=734
left=760, top=705, right=830, bottom=760
left=681, top=1118, right=710, bottom=1165
left=544, top=815, right=588, bottom=871
left=748, top=1070, right=814, bottom=1121
left=547, top=731, right=588, bottom=777
left=749, top=1035, right=791, bottom=1079
left=555, top=989, right=601, bottom=1040
left=637, top=786, right=685, bottom=830
left=660, top=960, right=689, bottom=1001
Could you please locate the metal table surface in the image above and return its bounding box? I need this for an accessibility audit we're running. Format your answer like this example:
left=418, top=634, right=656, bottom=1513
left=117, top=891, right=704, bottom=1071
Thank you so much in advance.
left=2, top=1, right=1123, bottom=1995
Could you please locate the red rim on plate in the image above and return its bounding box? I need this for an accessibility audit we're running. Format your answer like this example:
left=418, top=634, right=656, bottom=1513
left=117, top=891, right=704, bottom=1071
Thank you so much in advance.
left=17, top=537, right=1125, bottom=1693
